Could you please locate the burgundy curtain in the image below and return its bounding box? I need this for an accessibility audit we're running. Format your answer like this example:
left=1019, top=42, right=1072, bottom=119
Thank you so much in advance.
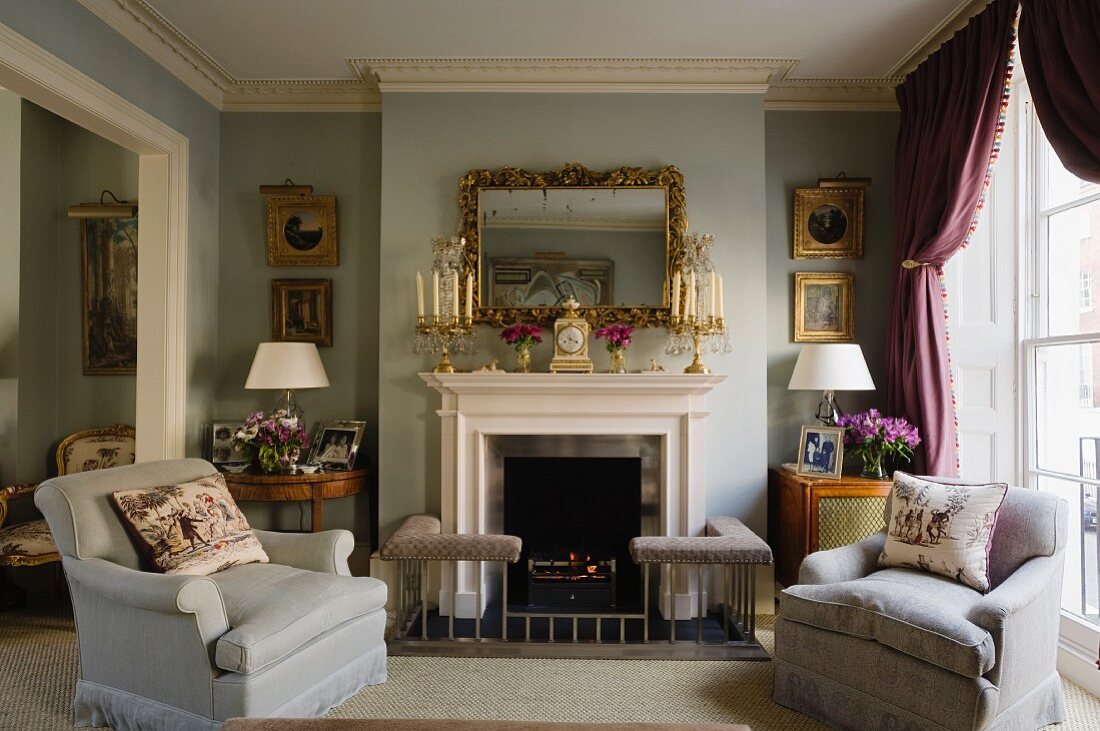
left=885, top=0, right=1017, bottom=475
left=1019, top=0, right=1100, bottom=183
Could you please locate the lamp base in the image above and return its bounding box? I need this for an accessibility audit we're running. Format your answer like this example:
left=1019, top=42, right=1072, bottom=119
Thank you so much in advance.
left=816, top=390, right=841, bottom=426
left=273, top=389, right=303, bottom=419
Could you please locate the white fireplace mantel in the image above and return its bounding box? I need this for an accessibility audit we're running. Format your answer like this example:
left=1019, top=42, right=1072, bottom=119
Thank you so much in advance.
left=421, top=371, right=727, bottom=618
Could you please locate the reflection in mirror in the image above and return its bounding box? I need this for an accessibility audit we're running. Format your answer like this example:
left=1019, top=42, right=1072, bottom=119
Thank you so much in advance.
left=479, top=188, right=667, bottom=309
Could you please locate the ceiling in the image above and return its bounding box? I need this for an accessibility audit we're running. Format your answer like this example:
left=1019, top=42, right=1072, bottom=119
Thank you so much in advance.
left=77, top=0, right=988, bottom=111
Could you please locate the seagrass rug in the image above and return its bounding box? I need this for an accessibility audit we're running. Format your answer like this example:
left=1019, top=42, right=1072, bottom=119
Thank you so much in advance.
left=2, top=599, right=1099, bottom=730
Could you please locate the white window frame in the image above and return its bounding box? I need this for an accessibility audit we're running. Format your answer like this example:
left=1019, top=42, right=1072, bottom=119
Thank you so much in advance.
left=1018, top=81, right=1100, bottom=691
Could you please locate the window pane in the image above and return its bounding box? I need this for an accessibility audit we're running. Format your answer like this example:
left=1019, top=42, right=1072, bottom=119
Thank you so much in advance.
left=1044, top=138, right=1098, bottom=209
left=1033, top=342, right=1100, bottom=476
left=1035, top=475, right=1099, bottom=626
left=1045, top=198, right=1100, bottom=336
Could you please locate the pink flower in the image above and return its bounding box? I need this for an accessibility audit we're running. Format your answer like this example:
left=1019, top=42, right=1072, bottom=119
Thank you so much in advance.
left=500, top=323, right=543, bottom=348
left=595, top=324, right=633, bottom=350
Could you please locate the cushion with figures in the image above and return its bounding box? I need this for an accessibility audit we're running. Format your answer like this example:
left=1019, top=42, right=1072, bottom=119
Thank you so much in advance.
left=0, top=519, right=58, bottom=562
left=878, top=472, right=1008, bottom=592
left=112, top=473, right=268, bottom=576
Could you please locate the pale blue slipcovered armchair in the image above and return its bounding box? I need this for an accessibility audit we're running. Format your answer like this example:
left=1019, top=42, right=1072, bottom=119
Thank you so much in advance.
left=35, top=458, right=387, bottom=731
left=773, top=486, right=1067, bottom=731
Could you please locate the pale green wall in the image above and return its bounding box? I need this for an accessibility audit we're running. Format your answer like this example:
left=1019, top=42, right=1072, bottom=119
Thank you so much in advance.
left=216, top=113, right=381, bottom=536
left=765, top=111, right=900, bottom=468
left=0, top=91, right=19, bottom=485
left=0, top=0, right=221, bottom=457
left=378, top=93, right=769, bottom=542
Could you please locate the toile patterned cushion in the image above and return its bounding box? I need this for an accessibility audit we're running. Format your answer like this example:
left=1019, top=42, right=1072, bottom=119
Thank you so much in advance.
left=62, top=435, right=135, bottom=475
left=878, top=471, right=1008, bottom=592
left=112, top=473, right=268, bottom=576
left=0, top=519, right=59, bottom=563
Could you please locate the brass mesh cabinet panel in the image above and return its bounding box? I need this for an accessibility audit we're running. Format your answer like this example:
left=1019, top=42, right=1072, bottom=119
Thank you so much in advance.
left=817, top=495, right=887, bottom=551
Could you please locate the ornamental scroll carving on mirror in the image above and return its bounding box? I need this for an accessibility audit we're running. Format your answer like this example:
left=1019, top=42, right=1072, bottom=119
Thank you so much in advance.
left=458, top=163, right=687, bottom=327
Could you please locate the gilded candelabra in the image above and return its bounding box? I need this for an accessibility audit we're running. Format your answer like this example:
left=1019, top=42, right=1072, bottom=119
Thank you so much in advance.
left=665, top=233, right=731, bottom=373
left=414, top=236, right=477, bottom=372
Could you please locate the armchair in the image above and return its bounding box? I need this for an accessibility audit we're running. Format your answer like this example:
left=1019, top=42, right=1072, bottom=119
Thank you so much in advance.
left=773, top=486, right=1068, bottom=731
left=35, top=458, right=388, bottom=731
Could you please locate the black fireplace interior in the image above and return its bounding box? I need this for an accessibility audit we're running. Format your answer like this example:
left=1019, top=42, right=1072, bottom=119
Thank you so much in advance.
left=503, top=456, right=642, bottom=610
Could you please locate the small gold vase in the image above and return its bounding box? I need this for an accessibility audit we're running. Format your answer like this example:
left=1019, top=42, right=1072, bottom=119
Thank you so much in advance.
left=609, top=348, right=627, bottom=374
left=515, top=345, right=532, bottom=373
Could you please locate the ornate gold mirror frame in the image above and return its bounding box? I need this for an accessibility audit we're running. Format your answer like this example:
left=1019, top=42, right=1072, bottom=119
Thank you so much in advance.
left=459, top=163, right=687, bottom=327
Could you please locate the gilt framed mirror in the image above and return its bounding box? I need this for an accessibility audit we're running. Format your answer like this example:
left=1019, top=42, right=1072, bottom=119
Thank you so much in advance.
left=458, top=163, right=687, bottom=327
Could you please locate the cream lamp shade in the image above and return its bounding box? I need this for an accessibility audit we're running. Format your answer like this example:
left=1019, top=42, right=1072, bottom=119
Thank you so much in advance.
left=788, top=344, right=874, bottom=425
left=245, top=342, right=329, bottom=419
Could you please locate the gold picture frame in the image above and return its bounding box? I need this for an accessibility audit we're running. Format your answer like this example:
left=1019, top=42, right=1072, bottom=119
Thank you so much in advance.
left=265, top=194, right=338, bottom=266
left=81, top=216, right=138, bottom=374
left=272, top=278, right=333, bottom=347
left=795, top=425, right=845, bottom=479
left=794, top=272, right=854, bottom=342
left=793, top=187, right=864, bottom=259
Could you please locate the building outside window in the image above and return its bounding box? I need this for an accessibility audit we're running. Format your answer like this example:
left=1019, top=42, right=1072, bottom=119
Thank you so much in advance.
left=1081, top=269, right=1093, bottom=313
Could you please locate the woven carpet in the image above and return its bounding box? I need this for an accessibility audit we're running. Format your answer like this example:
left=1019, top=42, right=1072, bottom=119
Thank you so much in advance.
left=2, top=600, right=1099, bottom=730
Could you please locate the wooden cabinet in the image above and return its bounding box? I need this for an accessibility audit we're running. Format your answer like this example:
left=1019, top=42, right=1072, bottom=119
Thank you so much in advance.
left=768, top=465, right=892, bottom=587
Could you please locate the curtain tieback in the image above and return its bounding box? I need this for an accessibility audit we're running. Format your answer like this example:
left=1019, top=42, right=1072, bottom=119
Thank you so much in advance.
left=901, top=259, right=938, bottom=270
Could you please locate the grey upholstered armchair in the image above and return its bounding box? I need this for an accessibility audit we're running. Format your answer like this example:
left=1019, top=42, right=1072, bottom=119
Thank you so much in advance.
left=773, top=486, right=1067, bottom=731
left=35, top=458, right=388, bottom=731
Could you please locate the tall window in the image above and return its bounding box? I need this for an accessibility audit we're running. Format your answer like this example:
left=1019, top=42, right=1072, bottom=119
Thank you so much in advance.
left=1023, top=85, right=1100, bottom=628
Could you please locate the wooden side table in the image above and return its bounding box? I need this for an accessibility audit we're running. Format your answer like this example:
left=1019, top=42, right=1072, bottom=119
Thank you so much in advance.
left=222, top=467, right=371, bottom=537
left=768, top=465, right=892, bottom=587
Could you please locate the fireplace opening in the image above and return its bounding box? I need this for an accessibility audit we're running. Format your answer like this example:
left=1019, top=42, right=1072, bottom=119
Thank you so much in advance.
left=504, top=456, right=642, bottom=610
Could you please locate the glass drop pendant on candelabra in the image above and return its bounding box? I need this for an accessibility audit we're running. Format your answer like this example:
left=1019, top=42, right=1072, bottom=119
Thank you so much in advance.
left=665, top=232, right=731, bottom=373
left=665, top=315, right=730, bottom=373
left=414, top=315, right=476, bottom=373
left=413, top=235, right=478, bottom=372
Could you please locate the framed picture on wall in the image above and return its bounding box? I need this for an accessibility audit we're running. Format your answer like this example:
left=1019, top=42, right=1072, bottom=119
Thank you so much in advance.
left=81, top=216, right=138, bottom=374
left=272, top=279, right=333, bottom=346
left=308, top=421, right=366, bottom=471
left=793, top=187, right=864, bottom=259
left=794, top=272, right=854, bottom=342
left=795, top=425, right=845, bottom=479
left=265, top=194, right=338, bottom=266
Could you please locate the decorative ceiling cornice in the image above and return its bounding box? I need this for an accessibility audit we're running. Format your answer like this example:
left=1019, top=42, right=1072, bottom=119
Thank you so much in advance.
left=78, top=0, right=931, bottom=112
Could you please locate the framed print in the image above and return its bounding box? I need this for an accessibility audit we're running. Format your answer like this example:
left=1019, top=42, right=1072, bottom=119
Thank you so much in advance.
left=207, top=422, right=248, bottom=465
left=265, top=194, right=338, bottom=266
left=272, top=278, right=333, bottom=346
left=82, top=216, right=138, bottom=374
left=796, top=425, right=845, bottom=479
left=794, top=272, right=854, bottom=342
left=308, top=421, right=366, bottom=470
left=793, top=187, right=864, bottom=259
left=488, top=257, right=614, bottom=307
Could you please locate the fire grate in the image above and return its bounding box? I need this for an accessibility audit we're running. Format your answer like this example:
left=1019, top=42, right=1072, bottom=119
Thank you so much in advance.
left=528, top=554, right=617, bottom=607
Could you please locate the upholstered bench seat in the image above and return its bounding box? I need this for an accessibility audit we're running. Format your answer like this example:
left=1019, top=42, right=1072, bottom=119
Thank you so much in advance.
left=629, top=519, right=772, bottom=565
left=380, top=514, right=521, bottom=563
left=782, top=568, right=996, bottom=678
left=211, top=563, right=388, bottom=675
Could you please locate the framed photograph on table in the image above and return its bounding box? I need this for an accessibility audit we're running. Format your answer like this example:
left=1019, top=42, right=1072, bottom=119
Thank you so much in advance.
left=272, top=278, right=333, bottom=346
left=795, top=425, right=845, bottom=479
left=206, top=422, right=248, bottom=467
left=265, top=194, right=338, bottom=266
left=794, top=272, right=854, bottom=342
left=793, top=187, right=864, bottom=259
left=308, top=421, right=366, bottom=471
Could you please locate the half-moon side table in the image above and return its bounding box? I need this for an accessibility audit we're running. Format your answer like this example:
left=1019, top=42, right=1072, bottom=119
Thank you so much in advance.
left=222, top=467, right=371, bottom=536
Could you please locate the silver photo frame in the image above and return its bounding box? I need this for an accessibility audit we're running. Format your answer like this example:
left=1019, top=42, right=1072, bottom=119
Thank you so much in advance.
left=308, top=420, right=366, bottom=470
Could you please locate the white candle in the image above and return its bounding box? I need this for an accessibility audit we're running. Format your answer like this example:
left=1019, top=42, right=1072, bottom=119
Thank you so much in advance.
left=687, top=272, right=696, bottom=318
left=709, top=271, right=717, bottom=319
left=432, top=271, right=439, bottom=317
left=451, top=271, right=459, bottom=318
left=716, top=275, right=724, bottom=319
left=416, top=272, right=424, bottom=318
left=465, top=273, right=473, bottom=319
left=671, top=270, right=681, bottom=318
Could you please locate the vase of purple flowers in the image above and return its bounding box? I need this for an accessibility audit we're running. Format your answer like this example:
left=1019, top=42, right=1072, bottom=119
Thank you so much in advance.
left=595, top=324, right=633, bottom=373
left=231, top=410, right=312, bottom=474
left=500, top=323, right=542, bottom=373
left=835, top=409, right=921, bottom=479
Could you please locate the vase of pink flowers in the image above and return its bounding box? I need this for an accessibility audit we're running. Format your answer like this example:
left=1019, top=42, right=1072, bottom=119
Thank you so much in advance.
left=500, top=323, right=542, bottom=373
left=231, top=410, right=312, bottom=474
left=835, top=409, right=921, bottom=479
left=595, top=324, right=634, bottom=374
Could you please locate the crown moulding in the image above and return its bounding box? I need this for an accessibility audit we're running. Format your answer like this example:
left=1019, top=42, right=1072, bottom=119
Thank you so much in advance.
left=77, top=0, right=902, bottom=112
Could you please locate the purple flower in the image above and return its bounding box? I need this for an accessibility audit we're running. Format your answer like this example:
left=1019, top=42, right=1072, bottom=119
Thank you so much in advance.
left=500, top=323, right=543, bottom=348
left=595, top=324, right=634, bottom=350
left=836, top=409, right=920, bottom=463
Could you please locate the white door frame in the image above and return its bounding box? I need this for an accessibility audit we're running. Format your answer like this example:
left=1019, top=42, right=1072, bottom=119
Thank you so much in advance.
left=0, top=22, right=188, bottom=460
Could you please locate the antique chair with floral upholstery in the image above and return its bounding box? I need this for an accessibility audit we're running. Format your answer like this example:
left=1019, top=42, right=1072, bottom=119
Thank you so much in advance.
left=0, top=424, right=135, bottom=604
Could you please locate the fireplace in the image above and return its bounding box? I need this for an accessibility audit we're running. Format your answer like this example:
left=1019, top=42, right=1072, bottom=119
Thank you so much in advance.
left=503, top=455, right=642, bottom=609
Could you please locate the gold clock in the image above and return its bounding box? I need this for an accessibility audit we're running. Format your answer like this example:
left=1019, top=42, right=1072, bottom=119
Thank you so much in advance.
left=550, top=298, right=593, bottom=373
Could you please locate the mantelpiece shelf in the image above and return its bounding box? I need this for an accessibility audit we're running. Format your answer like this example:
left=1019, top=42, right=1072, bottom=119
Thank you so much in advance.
left=420, top=372, right=728, bottom=396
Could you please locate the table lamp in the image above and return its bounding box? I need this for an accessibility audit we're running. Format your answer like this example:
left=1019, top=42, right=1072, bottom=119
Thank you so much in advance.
left=244, top=342, right=330, bottom=419
left=788, top=344, right=875, bottom=425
